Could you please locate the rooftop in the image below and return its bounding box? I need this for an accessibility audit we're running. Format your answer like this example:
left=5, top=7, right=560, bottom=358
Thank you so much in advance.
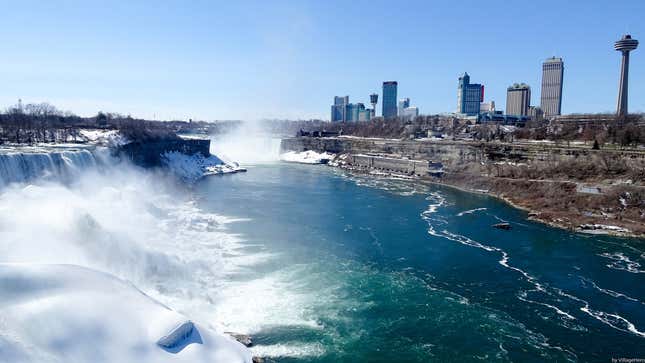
left=544, top=57, right=563, bottom=63
left=508, top=83, right=530, bottom=90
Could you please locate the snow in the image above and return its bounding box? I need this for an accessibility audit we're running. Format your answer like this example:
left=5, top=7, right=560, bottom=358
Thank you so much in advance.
left=0, top=263, right=251, bottom=363
left=161, top=152, right=246, bottom=181
left=79, top=129, right=127, bottom=147
left=578, top=224, right=631, bottom=234
left=280, top=150, right=334, bottom=164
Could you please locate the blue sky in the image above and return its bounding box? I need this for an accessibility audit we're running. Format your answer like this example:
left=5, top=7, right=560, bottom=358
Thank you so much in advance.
left=1, top=0, right=644, bottom=120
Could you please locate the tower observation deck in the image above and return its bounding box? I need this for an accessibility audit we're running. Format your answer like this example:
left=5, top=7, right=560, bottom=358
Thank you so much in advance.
left=615, top=34, right=638, bottom=116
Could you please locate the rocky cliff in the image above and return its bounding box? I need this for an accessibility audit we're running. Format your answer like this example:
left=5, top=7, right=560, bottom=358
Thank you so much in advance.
left=118, top=138, right=211, bottom=167
left=281, top=136, right=645, bottom=237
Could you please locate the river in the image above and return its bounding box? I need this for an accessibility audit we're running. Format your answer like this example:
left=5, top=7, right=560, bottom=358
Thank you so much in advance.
left=192, top=162, right=644, bottom=362
left=0, top=145, right=643, bottom=362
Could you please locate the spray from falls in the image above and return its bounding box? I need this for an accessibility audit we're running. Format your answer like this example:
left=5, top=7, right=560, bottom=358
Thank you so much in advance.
left=209, top=121, right=282, bottom=165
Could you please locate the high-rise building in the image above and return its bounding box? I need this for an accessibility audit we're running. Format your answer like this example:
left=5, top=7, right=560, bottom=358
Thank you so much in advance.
left=615, top=34, right=639, bottom=116
left=457, top=73, right=484, bottom=115
left=398, top=98, right=410, bottom=116
left=331, top=96, right=349, bottom=122
left=331, top=96, right=372, bottom=122
left=540, top=57, right=564, bottom=117
left=506, top=83, right=531, bottom=116
left=382, top=81, right=398, bottom=118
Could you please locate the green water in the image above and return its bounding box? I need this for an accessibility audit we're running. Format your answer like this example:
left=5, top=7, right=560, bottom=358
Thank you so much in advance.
left=195, top=163, right=645, bottom=362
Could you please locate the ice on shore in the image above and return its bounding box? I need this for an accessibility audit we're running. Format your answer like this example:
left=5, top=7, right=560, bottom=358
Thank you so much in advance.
left=280, top=150, right=334, bottom=164
left=161, top=151, right=245, bottom=181
left=0, top=263, right=251, bottom=363
left=578, top=223, right=631, bottom=235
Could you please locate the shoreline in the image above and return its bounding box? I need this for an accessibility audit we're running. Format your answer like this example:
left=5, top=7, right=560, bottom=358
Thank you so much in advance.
left=279, top=135, right=645, bottom=240
left=421, top=178, right=637, bottom=238
left=296, top=158, right=645, bottom=239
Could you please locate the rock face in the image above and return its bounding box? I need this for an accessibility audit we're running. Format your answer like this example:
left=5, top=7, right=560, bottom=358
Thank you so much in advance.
left=280, top=136, right=645, bottom=177
left=118, top=139, right=211, bottom=167
left=347, top=154, right=433, bottom=176
left=281, top=136, right=645, bottom=237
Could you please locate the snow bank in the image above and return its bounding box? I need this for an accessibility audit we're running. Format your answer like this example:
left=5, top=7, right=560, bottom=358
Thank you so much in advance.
left=280, top=150, right=334, bottom=164
left=0, top=263, right=251, bottom=363
left=161, top=152, right=245, bottom=182
left=79, top=129, right=127, bottom=147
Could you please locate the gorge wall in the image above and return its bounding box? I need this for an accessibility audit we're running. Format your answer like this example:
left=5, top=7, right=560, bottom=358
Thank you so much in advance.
left=281, top=136, right=645, bottom=237
left=117, top=138, right=211, bottom=167
left=281, top=137, right=645, bottom=175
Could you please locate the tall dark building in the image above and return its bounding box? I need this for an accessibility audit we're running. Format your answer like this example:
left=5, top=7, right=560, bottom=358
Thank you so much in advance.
left=382, top=81, right=398, bottom=118
left=540, top=57, right=564, bottom=117
left=615, top=34, right=639, bottom=116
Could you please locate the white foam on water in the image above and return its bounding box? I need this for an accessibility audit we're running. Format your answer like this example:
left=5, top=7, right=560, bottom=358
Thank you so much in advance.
left=579, top=276, right=642, bottom=304
left=250, top=342, right=325, bottom=359
left=0, top=157, right=335, bottom=360
left=553, top=286, right=645, bottom=338
left=422, top=197, right=645, bottom=336
left=580, top=306, right=645, bottom=338
left=456, top=207, right=487, bottom=216
left=597, top=252, right=645, bottom=274
left=210, top=267, right=325, bottom=334
left=421, top=193, right=589, bottom=329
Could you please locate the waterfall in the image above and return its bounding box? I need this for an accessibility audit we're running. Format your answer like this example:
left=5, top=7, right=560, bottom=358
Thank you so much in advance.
left=0, top=148, right=98, bottom=187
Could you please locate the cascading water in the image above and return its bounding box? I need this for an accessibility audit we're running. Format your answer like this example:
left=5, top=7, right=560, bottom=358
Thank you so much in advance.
left=0, top=147, right=99, bottom=187
left=209, top=122, right=282, bottom=164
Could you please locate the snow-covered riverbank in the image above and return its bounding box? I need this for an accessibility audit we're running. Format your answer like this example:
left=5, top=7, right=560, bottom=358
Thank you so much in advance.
left=280, top=150, right=334, bottom=164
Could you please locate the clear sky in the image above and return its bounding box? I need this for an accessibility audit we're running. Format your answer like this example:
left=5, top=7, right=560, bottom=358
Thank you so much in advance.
left=1, top=0, right=644, bottom=120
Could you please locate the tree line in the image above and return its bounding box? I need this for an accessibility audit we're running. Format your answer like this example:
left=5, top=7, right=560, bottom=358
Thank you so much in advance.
left=0, top=101, right=232, bottom=144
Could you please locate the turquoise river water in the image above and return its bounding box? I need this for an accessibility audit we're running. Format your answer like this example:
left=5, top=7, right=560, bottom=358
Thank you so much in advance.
left=191, top=163, right=645, bottom=362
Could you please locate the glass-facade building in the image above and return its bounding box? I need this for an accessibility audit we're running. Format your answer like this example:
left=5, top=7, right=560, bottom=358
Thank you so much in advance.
left=331, top=96, right=371, bottom=122
left=382, top=81, right=398, bottom=118
left=457, top=73, right=484, bottom=116
left=331, top=96, right=349, bottom=122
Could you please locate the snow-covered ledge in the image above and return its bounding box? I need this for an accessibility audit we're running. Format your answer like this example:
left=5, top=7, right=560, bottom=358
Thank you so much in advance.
left=0, top=264, right=251, bottom=363
left=161, top=151, right=246, bottom=181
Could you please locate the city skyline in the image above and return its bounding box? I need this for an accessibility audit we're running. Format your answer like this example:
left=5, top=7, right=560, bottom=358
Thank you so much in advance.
left=0, top=0, right=643, bottom=120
